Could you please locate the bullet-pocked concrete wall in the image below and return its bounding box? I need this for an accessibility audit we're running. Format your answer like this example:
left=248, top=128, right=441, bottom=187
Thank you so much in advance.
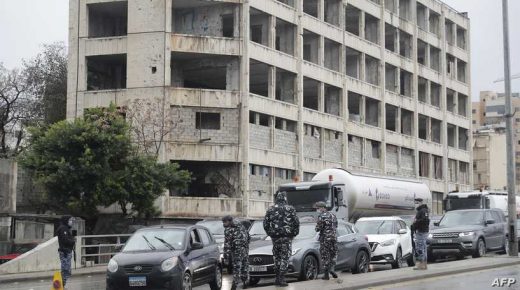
left=274, top=130, right=297, bottom=154
left=324, top=139, right=342, bottom=162
left=249, top=124, right=271, bottom=149
left=303, top=136, right=321, bottom=159
left=249, top=175, right=272, bottom=199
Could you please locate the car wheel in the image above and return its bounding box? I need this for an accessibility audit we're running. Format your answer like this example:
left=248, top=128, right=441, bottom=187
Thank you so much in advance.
left=299, top=254, right=318, bottom=281
left=352, top=250, right=369, bottom=274
left=472, top=238, right=486, bottom=258
left=209, top=266, right=222, bottom=290
left=248, top=277, right=260, bottom=286
left=406, top=250, right=416, bottom=267
left=391, top=248, right=403, bottom=269
left=182, top=272, right=192, bottom=290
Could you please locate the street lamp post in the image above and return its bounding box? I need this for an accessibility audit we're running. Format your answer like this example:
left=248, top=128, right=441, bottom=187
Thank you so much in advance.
left=501, top=0, right=518, bottom=256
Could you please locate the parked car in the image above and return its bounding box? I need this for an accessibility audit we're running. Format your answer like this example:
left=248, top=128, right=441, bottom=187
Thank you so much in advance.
left=106, top=224, right=222, bottom=290
left=517, top=219, right=520, bottom=251
left=247, top=220, right=370, bottom=286
left=0, top=242, right=38, bottom=264
left=249, top=220, right=268, bottom=242
left=427, top=209, right=508, bottom=261
left=356, top=216, right=415, bottom=269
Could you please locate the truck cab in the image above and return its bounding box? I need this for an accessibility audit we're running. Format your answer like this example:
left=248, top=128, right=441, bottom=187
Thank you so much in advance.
left=444, top=191, right=509, bottom=216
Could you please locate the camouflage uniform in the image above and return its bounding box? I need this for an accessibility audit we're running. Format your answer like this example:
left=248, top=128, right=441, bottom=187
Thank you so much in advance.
left=224, top=219, right=250, bottom=287
left=315, top=210, right=338, bottom=274
left=263, top=192, right=300, bottom=286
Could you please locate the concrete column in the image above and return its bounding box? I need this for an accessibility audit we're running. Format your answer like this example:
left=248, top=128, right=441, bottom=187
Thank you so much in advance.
left=268, top=66, right=276, bottom=99
left=268, top=15, right=276, bottom=49
left=379, top=2, right=386, bottom=173
left=425, top=43, right=431, bottom=68
left=395, top=29, right=400, bottom=54
left=359, top=11, right=365, bottom=40
left=426, top=79, right=431, bottom=105
left=296, top=0, right=305, bottom=179
left=270, top=116, right=275, bottom=149
left=360, top=53, right=366, bottom=82
left=439, top=9, right=449, bottom=195
left=318, top=0, right=325, bottom=21
left=318, top=36, right=325, bottom=66
left=360, top=95, right=366, bottom=124
left=318, top=82, right=325, bottom=112
left=240, top=0, right=251, bottom=217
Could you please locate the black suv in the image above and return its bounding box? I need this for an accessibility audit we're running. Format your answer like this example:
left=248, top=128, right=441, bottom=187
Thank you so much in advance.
left=106, top=225, right=222, bottom=290
left=427, top=209, right=508, bottom=260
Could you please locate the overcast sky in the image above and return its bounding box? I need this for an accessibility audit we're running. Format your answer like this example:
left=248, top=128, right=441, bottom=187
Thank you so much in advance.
left=0, top=0, right=518, bottom=100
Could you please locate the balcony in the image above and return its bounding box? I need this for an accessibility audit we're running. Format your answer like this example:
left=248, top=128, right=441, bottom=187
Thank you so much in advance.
left=168, top=87, right=239, bottom=108
left=171, top=34, right=240, bottom=56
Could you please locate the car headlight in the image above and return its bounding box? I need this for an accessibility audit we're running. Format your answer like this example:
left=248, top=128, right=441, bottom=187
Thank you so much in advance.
left=161, top=257, right=179, bottom=272
left=291, top=248, right=301, bottom=256
left=428, top=233, right=433, bottom=239
left=107, top=259, right=118, bottom=273
left=459, top=232, right=475, bottom=237
left=380, top=239, right=396, bottom=247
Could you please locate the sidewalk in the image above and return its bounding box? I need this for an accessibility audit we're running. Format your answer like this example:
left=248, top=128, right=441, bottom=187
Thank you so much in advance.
left=254, top=256, right=520, bottom=290
left=0, top=265, right=106, bottom=284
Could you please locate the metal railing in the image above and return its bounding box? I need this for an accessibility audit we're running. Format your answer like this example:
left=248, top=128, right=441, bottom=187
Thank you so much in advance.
left=76, top=234, right=131, bottom=267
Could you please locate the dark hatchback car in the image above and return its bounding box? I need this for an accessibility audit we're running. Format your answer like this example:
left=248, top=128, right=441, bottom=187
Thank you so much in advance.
left=106, top=225, right=222, bottom=290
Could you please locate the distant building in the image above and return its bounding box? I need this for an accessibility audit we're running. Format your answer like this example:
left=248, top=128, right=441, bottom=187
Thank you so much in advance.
left=473, top=126, right=507, bottom=191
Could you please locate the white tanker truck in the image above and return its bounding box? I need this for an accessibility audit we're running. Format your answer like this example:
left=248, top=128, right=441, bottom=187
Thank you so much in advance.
left=278, top=168, right=432, bottom=221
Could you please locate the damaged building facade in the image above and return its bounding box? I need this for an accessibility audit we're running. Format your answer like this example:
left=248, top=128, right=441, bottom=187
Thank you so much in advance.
left=67, top=0, right=472, bottom=217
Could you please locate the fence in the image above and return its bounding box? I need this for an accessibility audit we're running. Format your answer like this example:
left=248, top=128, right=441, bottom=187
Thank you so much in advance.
left=76, top=234, right=131, bottom=266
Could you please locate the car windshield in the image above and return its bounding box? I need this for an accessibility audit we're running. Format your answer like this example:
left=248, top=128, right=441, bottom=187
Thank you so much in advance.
left=197, top=221, right=224, bottom=235
left=439, top=211, right=484, bottom=227
left=446, top=196, right=482, bottom=211
left=399, top=216, right=414, bottom=227
left=286, top=189, right=331, bottom=212
left=249, top=221, right=266, bottom=236
left=123, top=229, right=185, bottom=252
left=355, top=220, right=394, bottom=235
left=295, top=224, right=317, bottom=240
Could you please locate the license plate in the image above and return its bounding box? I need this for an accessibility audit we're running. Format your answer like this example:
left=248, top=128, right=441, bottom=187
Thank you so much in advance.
left=437, top=239, right=453, bottom=243
left=249, top=265, right=267, bottom=272
left=129, top=276, right=147, bottom=287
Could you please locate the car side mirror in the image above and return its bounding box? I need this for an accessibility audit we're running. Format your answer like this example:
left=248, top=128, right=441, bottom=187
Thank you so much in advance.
left=485, top=219, right=495, bottom=225
left=191, top=242, right=204, bottom=250
left=398, top=229, right=407, bottom=235
left=434, top=222, right=440, bottom=227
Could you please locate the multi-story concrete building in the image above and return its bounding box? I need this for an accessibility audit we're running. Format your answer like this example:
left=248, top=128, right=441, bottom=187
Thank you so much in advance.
left=473, top=126, right=507, bottom=191
left=67, top=0, right=472, bottom=217
left=472, top=91, right=520, bottom=191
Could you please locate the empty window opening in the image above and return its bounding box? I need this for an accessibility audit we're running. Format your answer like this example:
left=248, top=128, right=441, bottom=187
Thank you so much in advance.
left=346, top=47, right=362, bottom=79
left=250, top=9, right=269, bottom=46
left=345, top=5, right=361, bottom=36
left=250, top=60, right=269, bottom=97
left=369, top=140, right=381, bottom=159
left=416, top=3, right=428, bottom=31
left=276, top=68, right=296, bottom=104
left=385, top=64, right=398, bottom=93
left=399, top=0, right=411, bottom=20
left=401, top=109, right=413, bottom=135
left=448, top=159, right=457, bottom=182
left=303, top=0, right=319, bottom=18
left=348, top=92, right=362, bottom=122
left=87, top=54, right=127, bottom=91
left=277, top=0, right=295, bottom=7
left=447, top=124, right=456, bottom=147
left=417, top=40, right=427, bottom=65
left=459, top=162, right=469, bottom=184
left=446, top=89, right=456, bottom=113
left=365, top=56, right=380, bottom=86
left=275, top=117, right=296, bottom=132
left=176, top=161, right=239, bottom=197
left=399, top=30, right=412, bottom=58
left=303, top=30, right=320, bottom=64
left=431, top=119, right=441, bottom=143
left=400, top=69, right=412, bottom=97
left=445, top=20, right=455, bottom=46
left=324, top=0, right=341, bottom=26
left=324, top=39, right=341, bottom=72
left=429, top=46, right=441, bottom=72
left=364, top=13, right=380, bottom=44
left=365, top=97, right=380, bottom=127
left=196, top=112, right=221, bottom=130
left=88, top=2, right=128, bottom=38
left=385, top=104, right=398, bottom=132
left=276, top=18, right=296, bottom=56
left=429, top=11, right=440, bottom=36
left=385, top=24, right=397, bottom=52
left=458, top=127, right=468, bottom=150
left=418, top=115, right=429, bottom=140
left=418, top=77, right=428, bottom=103
left=385, top=0, right=397, bottom=14
left=324, top=85, right=341, bottom=116
left=446, top=54, right=456, bottom=77
left=457, top=26, right=467, bottom=49
left=457, top=59, right=467, bottom=83
left=258, top=112, right=270, bottom=126
left=171, top=53, right=238, bottom=90
left=275, top=168, right=295, bottom=180
left=419, top=152, right=430, bottom=177
left=433, top=155, right=443, bottom=179
left=430, top=82, right=441, bottom=108
left=172, top=3, right=237, bottom=37
left=303, top=77, right=320, bottom=110
left=458, top=93, right=468, bottom=116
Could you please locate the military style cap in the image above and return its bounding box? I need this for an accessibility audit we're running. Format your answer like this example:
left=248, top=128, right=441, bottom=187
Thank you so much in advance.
left=222, top=215, right=233, bottom=222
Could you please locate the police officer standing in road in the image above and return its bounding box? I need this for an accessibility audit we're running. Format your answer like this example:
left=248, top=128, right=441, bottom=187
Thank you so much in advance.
left=412, top=198, right=430, bottom=270
left=263, top=191, right=300, bottom=287
left=56, top=215, right=76, bottom=287
left=315, top=201, right=338, bottom=280
left=223, top=215, right=250, bottom=290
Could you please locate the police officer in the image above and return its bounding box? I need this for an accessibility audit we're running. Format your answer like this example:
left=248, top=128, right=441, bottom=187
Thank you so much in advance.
left=56, top=215, right=76, bottom=287
left=223, top=216, right=250, bottom=290
left=412, top=198, right=430, bottom=270
left=315, top=201, right=338, bottom=280
left=263, top=191, right=300, bottom=287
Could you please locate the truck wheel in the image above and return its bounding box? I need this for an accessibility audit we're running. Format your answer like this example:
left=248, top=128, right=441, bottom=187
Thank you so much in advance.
left=472, top=238, right=486, bottom=258
left=391, top=248, right=403, bottom=269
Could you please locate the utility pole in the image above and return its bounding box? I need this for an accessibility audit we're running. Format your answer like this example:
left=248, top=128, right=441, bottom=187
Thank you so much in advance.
left=502, top=0, right=518, bottom=256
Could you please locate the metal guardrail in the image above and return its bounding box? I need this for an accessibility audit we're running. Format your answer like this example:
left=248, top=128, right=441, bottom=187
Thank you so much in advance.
left=76, top=234, right=131, bottom=267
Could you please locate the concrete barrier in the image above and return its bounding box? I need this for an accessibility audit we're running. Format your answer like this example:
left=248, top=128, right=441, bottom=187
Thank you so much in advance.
left=0, top=237, right=61, bottom=274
